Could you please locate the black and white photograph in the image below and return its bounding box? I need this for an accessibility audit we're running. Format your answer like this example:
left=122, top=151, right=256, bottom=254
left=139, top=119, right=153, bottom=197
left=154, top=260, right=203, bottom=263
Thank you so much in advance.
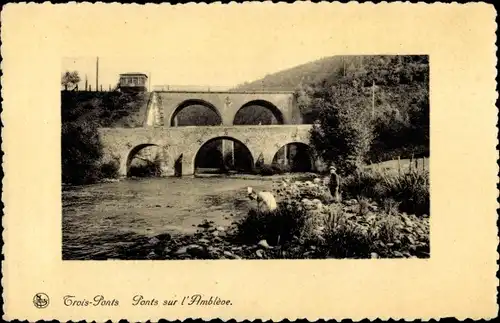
left=62, top=55, right=430, bottom=260
left=3, top=3, right=498, bottom=321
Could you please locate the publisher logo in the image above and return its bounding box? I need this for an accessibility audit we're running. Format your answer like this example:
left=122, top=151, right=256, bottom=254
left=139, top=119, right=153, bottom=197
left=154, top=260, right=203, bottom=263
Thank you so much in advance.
left=33, top=293, right=49, bottom=309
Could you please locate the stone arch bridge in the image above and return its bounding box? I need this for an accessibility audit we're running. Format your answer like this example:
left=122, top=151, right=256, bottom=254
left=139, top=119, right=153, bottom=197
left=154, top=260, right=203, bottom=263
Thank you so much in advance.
left=99, top=90, right=317, bottom=177
left=146, top=89, right=302, bottom=126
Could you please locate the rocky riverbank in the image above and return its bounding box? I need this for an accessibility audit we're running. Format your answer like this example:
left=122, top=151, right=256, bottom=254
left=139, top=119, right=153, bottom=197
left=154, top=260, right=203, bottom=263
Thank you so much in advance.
left=115, top=198, right=430, bottom=260
left=118, top=219, right=296, bottom=260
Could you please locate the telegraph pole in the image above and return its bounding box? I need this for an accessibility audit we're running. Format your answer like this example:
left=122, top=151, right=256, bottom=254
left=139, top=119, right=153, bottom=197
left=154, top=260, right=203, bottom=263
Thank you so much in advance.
left=96, top=57, right=99, bottom=91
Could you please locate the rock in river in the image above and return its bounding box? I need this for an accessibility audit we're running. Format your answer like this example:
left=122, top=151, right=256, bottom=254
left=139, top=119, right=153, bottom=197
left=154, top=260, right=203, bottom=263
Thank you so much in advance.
left=187, top=244, right=207, bottom=258
left=256, top=249, right=265, bottom=258
left=197, top=238, right=210, bottom=245
left=174, top=244, right=206, bottom=258
left=257, top=239, right=271, bottom=249
left=147, top=237, right=160, bottom=246
left=223, top=251, right=241, bottom=259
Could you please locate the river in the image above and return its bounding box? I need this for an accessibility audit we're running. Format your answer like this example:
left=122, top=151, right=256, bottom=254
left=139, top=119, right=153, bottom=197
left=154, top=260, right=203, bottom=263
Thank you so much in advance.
left=62, top=177, right=277, bottom=260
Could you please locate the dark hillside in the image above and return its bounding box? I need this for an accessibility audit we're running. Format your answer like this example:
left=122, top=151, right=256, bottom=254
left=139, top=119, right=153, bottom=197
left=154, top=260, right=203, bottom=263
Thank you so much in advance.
left=235, top=55, right=429, bottom=161
left=61, top=91, right=151, bottom=184
left=61, top=91, right=151, bottom=127
left=233, top=56, right=347, bottom=91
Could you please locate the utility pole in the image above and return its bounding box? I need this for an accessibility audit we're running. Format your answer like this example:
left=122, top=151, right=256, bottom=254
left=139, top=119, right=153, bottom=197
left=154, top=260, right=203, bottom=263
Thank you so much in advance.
left=85, top=74, right=88, bottom=91
left=96, top=56, right=99, bottom=91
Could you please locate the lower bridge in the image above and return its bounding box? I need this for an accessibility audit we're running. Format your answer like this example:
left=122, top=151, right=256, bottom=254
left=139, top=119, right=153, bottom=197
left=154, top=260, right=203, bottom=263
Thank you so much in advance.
left=98, top=125, right=317, bottom=177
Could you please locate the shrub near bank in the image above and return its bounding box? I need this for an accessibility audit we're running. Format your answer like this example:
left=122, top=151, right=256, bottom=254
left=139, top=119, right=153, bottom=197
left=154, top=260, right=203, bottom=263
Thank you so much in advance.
left=342, top=167, right=429, bottom=216
left=253, top=163, right=291, bottom=176
left=62, top=120, right=103, bottom=185
left=61, top=120, right=121, bottom=185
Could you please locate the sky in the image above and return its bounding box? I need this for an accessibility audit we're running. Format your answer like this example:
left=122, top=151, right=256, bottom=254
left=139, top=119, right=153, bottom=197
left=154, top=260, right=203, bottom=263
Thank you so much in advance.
left=57, top=3, right=440, bottom=91
left=58, top=3, right=367, bottom=91
left=60, top=48, right=328, bottom=92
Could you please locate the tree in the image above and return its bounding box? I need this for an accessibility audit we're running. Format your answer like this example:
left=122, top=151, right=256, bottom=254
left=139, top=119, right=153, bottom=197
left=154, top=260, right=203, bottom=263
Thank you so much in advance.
left=61, top=71, right=81, bottom=91
left=309, top=83, right=375, bottom=175
left=300, top=55, right=429, bottom=165
left=61, top=119, right=103, bottom=184
left=296, top=82, right=318, bottom=124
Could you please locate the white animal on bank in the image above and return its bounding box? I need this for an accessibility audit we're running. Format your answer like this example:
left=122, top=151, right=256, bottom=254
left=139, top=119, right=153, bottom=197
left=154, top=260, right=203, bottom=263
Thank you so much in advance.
left=247, top=187, right=277, bottom=212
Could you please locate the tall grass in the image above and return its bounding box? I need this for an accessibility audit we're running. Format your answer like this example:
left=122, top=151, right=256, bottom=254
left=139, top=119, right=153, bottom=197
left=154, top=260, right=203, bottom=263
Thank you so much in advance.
left=321, top=205, right=374, bottom=258
left=320, top=205, right=429, bottom=258
left=233, top=201, right=309, bottom=245
left=342, top=167, right=429, bottom=216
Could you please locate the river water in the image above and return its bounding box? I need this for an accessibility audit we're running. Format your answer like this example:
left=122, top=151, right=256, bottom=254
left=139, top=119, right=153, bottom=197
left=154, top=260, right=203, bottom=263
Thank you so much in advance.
left=62, top=177, right=276, bottom=260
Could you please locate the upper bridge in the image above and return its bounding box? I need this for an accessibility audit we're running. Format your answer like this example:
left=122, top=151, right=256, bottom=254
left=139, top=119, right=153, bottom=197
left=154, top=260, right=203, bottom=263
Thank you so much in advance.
left=145, top=90, right=301, bottom=127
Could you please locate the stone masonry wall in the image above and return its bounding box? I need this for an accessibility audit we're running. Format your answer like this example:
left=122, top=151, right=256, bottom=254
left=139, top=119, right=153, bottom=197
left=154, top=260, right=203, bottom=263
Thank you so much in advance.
left=99, top=125, right=313, bottom=177
left=157, top=91, right=301, bottom=126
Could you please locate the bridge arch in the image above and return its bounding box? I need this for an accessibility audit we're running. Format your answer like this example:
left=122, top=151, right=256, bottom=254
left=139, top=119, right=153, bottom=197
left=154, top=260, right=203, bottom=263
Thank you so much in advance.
left=193, top=136, right=254, bottom=174
left=170, top=99, right=222, bottom=126
left=272, top=142, right=315, bottom=172
left=126, top=143, right=169, bottom=177
left=233, top=100, right=284, bottom=125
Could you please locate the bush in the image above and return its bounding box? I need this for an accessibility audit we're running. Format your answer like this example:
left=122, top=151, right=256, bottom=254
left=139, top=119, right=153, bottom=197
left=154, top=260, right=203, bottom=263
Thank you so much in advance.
left=234, top=200, right=309, bottom=245
left=128, top=154, right=165, bottom=178
left=253, top=163, right=291, bottom=176
left=254, top=164, right=274, bottom=176
left=99, top=158, right=120, bottom=179
left=321, top=207, right=374, bottom=258
left=308, top=84, right=375, bottom=175
left=128, top=162, right=162, bottom=177
left=341, top=168, right=429, bottom=216
left=320, top=207, right=429, bottom=259
left=272, top=163, right=291, bottom=174
left=61, top=120, right=103, bottom=185
left=341, top=169, right=386, bottom=199
left=382, top=170, right=429, bottom=216
left=370, top=212, right=430, bottom=258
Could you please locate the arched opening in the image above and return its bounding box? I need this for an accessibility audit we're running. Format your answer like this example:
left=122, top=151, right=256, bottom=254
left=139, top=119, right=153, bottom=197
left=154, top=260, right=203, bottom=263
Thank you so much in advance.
left=170, top=99, right=222, bottom=126
left=127, top=144, right=169, bottom=177
left=194, top=137, right=254, bottom=174
left=272, top=142, right=314, bottom=172
left=233, top=100, right=284, bottom=125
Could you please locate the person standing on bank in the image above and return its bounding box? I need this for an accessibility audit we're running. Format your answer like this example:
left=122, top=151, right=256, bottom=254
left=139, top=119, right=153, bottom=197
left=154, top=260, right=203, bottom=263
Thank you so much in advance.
left=328, top=165, right=341, bottom=203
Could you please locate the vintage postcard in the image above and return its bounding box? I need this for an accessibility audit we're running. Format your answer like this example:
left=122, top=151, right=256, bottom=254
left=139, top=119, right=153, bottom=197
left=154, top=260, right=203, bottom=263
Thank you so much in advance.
left=1, top=2, right=498, bottom=321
